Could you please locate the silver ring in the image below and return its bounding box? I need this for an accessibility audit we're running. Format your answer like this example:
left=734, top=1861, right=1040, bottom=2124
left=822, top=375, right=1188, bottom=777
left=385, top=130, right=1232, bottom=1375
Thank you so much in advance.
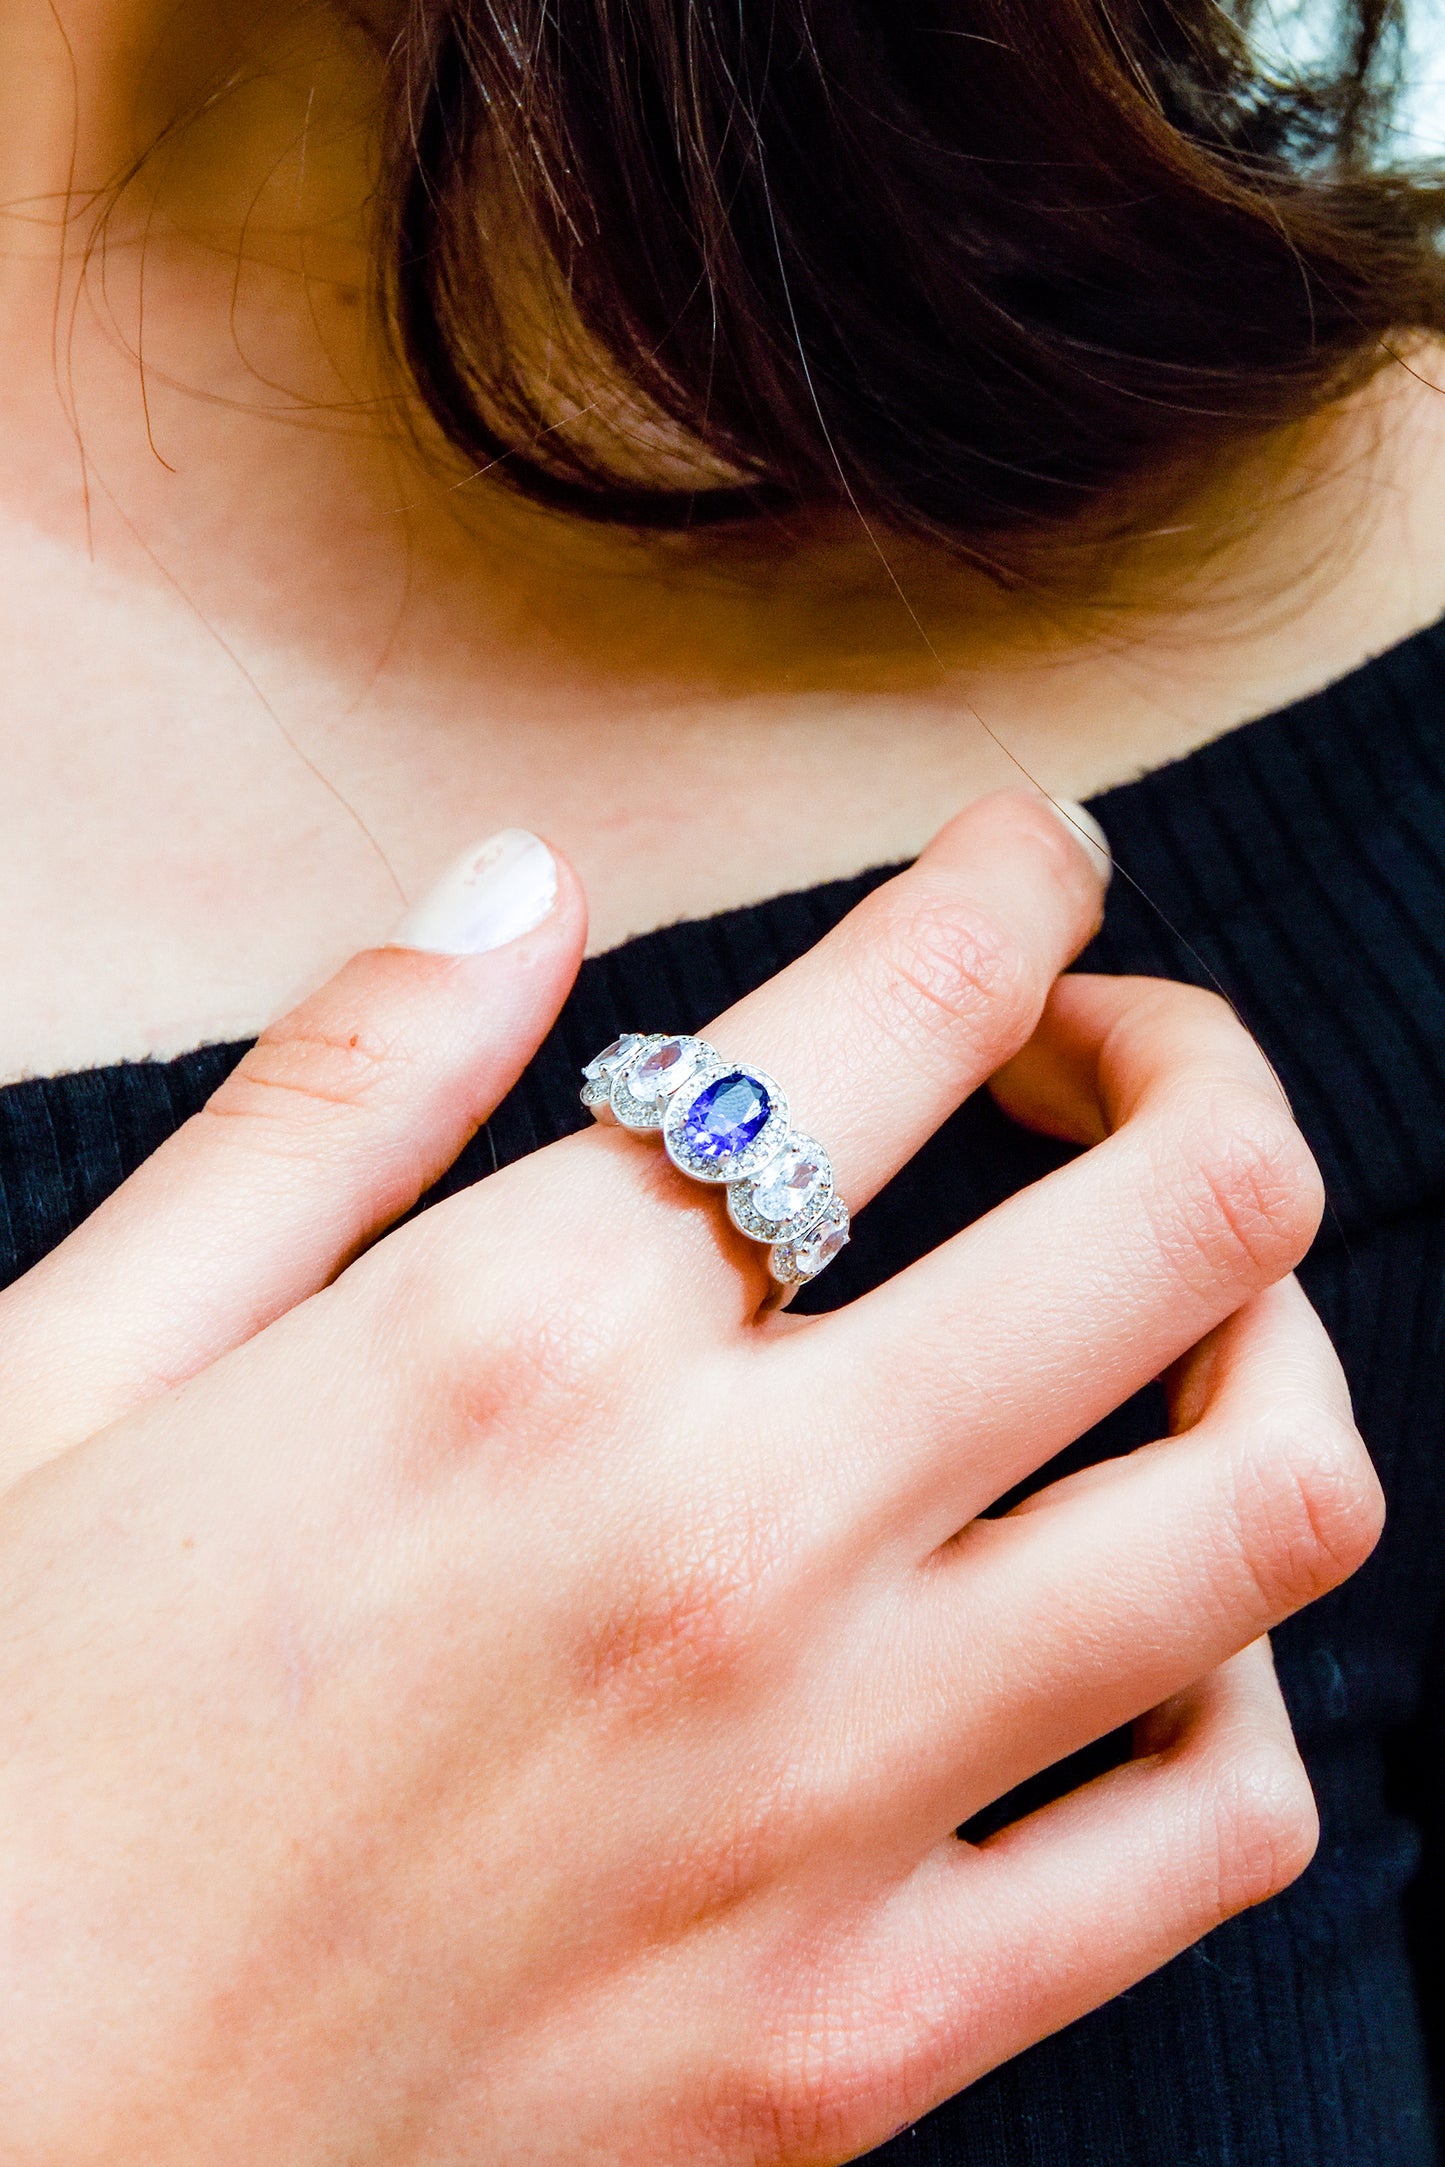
left=580, top=1034, right=851, bottom=1289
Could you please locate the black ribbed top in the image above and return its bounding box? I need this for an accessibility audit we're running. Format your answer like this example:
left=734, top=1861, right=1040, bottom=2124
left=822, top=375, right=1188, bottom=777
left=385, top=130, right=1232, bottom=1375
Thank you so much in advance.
left=4, top=620, right=1445, bottom=2164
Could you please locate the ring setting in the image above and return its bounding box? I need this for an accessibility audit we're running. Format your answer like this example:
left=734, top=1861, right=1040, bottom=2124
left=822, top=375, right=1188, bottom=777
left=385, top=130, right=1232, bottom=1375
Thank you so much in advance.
left=580, top=1035, right=851, bottom=1288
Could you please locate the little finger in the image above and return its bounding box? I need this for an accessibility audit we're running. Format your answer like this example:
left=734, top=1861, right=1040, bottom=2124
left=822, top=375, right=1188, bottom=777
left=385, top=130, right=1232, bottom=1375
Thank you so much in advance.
left=796, top=1639, right=1313, bottom=2160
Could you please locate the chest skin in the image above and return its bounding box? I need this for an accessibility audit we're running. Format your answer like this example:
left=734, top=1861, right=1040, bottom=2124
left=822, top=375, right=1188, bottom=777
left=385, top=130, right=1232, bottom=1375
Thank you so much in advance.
left=0, top=4, right=1443, bottom=1082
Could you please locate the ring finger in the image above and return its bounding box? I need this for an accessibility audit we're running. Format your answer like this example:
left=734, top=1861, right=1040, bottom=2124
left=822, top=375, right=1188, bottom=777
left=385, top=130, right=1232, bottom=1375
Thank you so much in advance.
left=798, top=1635, right=1318, bottom=2153
left=821, top=1276, right=1381, bottom=1846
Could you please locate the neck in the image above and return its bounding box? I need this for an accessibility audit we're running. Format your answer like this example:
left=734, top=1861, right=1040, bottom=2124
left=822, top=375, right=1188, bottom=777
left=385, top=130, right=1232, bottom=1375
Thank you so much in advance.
left=0, top=0, right=382, bottom=465
left=0, top=0, right=1437, bottom=699
left=0, top=2, right=358, bottom=225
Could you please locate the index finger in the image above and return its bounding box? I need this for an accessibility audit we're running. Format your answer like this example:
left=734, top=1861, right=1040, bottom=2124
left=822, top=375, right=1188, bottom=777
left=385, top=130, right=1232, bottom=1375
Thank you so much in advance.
left=557, top=791, right=1109, bottom=1321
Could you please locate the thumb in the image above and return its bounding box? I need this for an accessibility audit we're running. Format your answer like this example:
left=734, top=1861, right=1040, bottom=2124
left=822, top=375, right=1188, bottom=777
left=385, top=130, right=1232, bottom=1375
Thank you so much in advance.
left=0, top=829, right=585, bottom=1485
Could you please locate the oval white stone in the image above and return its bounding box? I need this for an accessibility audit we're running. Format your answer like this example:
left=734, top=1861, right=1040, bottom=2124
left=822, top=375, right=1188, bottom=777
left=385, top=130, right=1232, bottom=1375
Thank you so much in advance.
left=792, top=1208, right=850, bottom=1279
left=583, top=1033, right=641, bottom=1081
left=629, top=1037, right=699, bottom=1103
left=750, top=1144, right=823, bottom=1226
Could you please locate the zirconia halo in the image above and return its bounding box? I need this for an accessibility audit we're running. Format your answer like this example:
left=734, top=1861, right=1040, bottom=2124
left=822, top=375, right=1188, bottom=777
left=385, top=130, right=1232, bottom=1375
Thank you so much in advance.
left=662, top=1061, right=791, bottom=1184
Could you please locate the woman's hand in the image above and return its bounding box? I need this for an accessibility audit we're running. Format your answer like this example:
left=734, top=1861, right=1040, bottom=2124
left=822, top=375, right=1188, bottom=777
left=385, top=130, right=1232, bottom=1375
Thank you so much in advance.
left=0, top=797, right=1381, bottom=2167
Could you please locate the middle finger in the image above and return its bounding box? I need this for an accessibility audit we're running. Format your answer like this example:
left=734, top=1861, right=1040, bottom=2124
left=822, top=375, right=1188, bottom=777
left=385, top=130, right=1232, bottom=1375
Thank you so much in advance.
left=793, top=971, right=1325, bottom=1538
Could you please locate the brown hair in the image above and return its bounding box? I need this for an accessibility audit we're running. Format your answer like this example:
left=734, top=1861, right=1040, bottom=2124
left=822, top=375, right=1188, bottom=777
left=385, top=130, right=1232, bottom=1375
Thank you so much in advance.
left=376, top=0, right=1445, bottom=569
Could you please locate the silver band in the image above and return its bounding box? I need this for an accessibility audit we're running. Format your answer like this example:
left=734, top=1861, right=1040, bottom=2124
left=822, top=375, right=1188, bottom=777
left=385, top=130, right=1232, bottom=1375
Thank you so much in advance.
left=580, top=1034, right=851, bottom=1289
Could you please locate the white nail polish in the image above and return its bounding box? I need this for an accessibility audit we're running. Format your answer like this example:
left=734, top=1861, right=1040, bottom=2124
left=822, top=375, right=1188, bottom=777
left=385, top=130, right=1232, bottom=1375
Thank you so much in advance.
left=388, top=830, right=558, bottom=955
left=1044, top=797, right=1112, bottom=887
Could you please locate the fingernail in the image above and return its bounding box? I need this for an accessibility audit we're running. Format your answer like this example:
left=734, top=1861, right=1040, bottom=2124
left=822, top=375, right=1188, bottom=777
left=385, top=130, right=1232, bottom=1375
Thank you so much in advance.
left=1043, top=797, right=1112, bottom=888
left=388, top=830, right=558, bottom=955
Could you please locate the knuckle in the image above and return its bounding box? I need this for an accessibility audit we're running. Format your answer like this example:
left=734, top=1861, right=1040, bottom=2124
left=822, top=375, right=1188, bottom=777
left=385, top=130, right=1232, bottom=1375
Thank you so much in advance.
left=373, top=1148, right=714, bottom=1480
left=755, top=1939, right=970, bottom=2167
left=581, top=1564, right=751, bottom=1706
left=375, top=1228, right=628, bottom=1472
left=1233, top=1413, right=1385, bottom=1617
left=1165, top=1085, right=1324, bottom=1287
left=204, top=1011, right=409, bottom=1137
left=741, top=1983, right=903, bottom=2166
left=578, top=1499, right=780, bottom=1710
left=704, top=2064, right=832, bottom=2167
left=1129, top=982, right=1263, bottom=1060
left=461, top=1287, right=624, bottom=1451
left=1206, top=1740, right=1319, bottom=1918
left=869, top=886, right=1040, bottom=1056
left=1164, top=983, right=1239, bottom=1035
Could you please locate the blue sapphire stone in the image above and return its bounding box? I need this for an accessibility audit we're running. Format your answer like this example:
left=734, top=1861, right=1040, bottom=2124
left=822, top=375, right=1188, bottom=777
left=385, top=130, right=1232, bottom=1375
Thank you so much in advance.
left=682, top=1071, right=772, bottom=1161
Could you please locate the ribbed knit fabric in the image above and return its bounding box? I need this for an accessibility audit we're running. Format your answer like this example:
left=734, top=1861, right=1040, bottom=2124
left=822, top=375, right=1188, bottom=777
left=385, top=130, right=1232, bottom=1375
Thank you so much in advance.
left=4, top=618, right=1445, bottom=2162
